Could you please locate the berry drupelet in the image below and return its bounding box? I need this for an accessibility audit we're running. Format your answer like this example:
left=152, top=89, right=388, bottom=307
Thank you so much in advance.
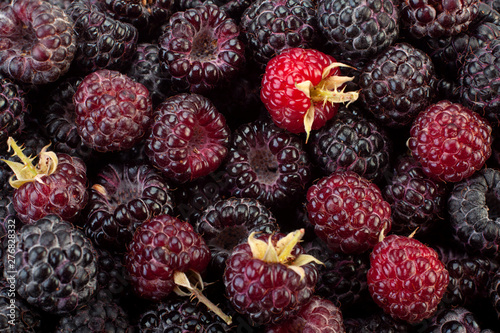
left=306, top=171, right=392, bottom=254
left=407, top=100, right=492, bottom=183
left=0, top=279, right=42, bottom=332
left=3, top=137, right=88, bottom=225
left=359, top=42, right=437, bottom=128
left=158, top=3, right=246, bottom=94
left=448, top=168, right=500, bottom=258
left=0, top=0, right=76, bottom=85
left=176, top=0, right=254, bottom=22
left=426, top=307, right=491, bottom=332
left=66, top=0, right=139, bottom=74
left=0, top=77, right=26, bottom=146
left=85, top=162, right=175, bottom=252
left=195, top=197, right=280, bottom=274
left=41, top=77, right=94, bottom=160
left=308, top=106, right=392, bottom=182
left=138, top=296, right=232, bottom=332
left=145, top=93, right=231, bottom=184
left=5, top=214, right=98, bottom=314
left=240, top=0, right=320, bottom=69
left=260, top=48, right=359, bottom=141
left=223, top=229, right=321, bottom=326
left=383, top=155, right=448, bottom=236
left=222, top=117, right=312, bottom=209
left=316, top=0, right=400, bottom=66
left=401, top=0, right=479, bottom=38
left=367, top=234, right=449, bottom=323
left=459, top=38, right=500, bottom=126
left=73, top=69, right=153, bottom=152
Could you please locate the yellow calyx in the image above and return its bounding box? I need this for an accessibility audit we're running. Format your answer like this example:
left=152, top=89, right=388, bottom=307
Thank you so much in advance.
left=2, top=137, right=58, bottom=188
left=248, top=229, right=323, bottom=280
left=295, top=62, right=360, bottom=143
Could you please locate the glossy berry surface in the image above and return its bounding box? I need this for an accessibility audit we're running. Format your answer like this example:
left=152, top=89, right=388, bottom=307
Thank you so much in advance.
left=0, top=0, right=76, bottom=84
left=146, top=93, right=230, bottom=184
left=13, top=153, right=88, bottom=225
left=125, top=214, right=211, bottom=301
left=260, top=48, right=342, bottom=135
left=6, top=215, right=98, bottom=314
left=306, top=171, right=392, bottom=254
left=158, top=3, right=245, bottom=93
left=223, top=118, right=312, bottom=208
left=367, top=234, right=449, bottom=323
left=223, top=231, right=318, bottom=326
left=73, top=69, right=153, bottom=152
left=85, top=163, right=174, bottom=252
left=407, top=100, right=492, bottom=183
left=0, top=77, right=26, bottom=146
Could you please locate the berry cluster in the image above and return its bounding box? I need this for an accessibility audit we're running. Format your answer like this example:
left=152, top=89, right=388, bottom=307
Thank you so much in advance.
left=1, top=0, right=500, bottom=331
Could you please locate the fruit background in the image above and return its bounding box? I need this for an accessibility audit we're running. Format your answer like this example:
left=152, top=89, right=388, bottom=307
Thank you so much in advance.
left=0, top=0, right=499, bottom=331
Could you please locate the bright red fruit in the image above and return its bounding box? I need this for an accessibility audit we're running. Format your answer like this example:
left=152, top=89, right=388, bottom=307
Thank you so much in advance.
left=260, top=48, right=359, bottom=141
left=367, top=234, right=449, bottom=323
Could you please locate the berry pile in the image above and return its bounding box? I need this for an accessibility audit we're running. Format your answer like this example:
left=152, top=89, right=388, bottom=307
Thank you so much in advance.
left=1, top=0, right=500, bottom=331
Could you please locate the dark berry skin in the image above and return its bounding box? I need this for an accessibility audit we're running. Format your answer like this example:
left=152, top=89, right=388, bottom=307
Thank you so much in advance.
left=0, top=0, right=76, bottom=85
left=67, top=0, right=139, bottom=74
left=0, top=77, right=26, bottom=146
left=223, top=118, right=312, bottom=209
left=448, top=168, right=500, bottom=258
left=6, top=215, right=98, bottom=315
left=146, top=93, right=230, bottom=184
left=158, top=3, right=246, bottom=93
left=125, top=215, right=211, bottom=301
left=85, top=163, right=175, bottom=252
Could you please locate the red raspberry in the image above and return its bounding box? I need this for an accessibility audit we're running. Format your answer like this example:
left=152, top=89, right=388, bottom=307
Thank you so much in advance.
left=223, top=229, right=321, bottom=326
left=145, top=93, right=230, bottom=184
left=126, top=214, right=232, bottom=324
left=306, top=171, right=392, bottom=254
left=3, top=137, right=88, bottom=225
left=73, top=69, right=153, bottom=152
left=266, top=296, right=345, bottom=333
left=260, top=48, right=359, bottom=141
left=367, top=234, right=449, bottom=323
left=407, top=100, right=492, bottom=183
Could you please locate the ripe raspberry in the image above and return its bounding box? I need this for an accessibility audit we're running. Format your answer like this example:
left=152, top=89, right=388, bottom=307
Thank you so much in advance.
left=223, top=229, right=321, bottom=326
left=0, top=77, right=26, bottom=146
left=42, top=77, right=94, bottom=160
left=222, top=118, right=312, bottom=209
left=308, top=106, right=392, bottom=182
left=344, top=311, right=413, bottom=332
left=3, top=138, right=88, bottom=225
left=448, top=168, right=500, bottom=257
left=265, top=296, right=345, bottom=333
left=401, top=0, right=479, bottom=38
left=0, top=279, right=42, bottom=332
left=260, top=48, right=359, bottom=141
left=359, top=43, right=437, bottom=128
left=240, top=0, right=320, bottom=68
left=176, top=0, right=253, bottom=22
left=146, top=93, right=230, bottom=184
left=85, top=162, right=175, bottom=252
left=407, top=100, right=492, bottom=183
left=367, top=234, right=449, bottom=323
left=5, top=215, right=98, bottom=314
left=317, top=0, right=400, bottom=65
left=73, top=69, right=153, bottom=152
left=383, top=156, right=448, bottom=235
left=195, top=197, right=280, bottom=273
left=427, top=307, right=489, bottom=332
left=0, top=0, right=76, bottom=85
left=126, top=214, right=232, bottom=324
left=67, top=0, right=138, bottom=74
left=158, top=3, right=246, bottom=93
left=306, top=171, right=392, bottom=254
